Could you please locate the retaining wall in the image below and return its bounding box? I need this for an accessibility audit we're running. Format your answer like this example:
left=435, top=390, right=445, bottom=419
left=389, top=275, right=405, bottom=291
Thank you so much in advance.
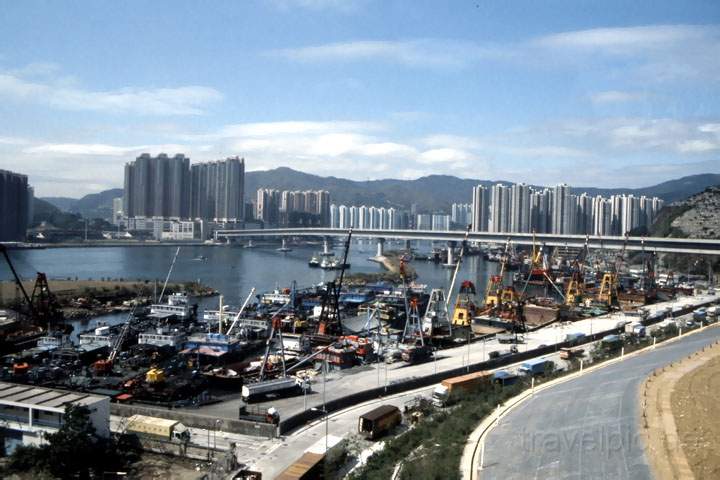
left=111, top=403, right=278, bottom=438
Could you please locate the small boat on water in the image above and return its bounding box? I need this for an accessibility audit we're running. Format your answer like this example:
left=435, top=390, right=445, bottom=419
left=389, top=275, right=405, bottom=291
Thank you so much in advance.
left=202, top=367, right=244, bottom=389
left=320, top=256, right=351, bottom=270
left=192, top=255, right=208, bottom=261
left=308, top=256, right=320, bottom=268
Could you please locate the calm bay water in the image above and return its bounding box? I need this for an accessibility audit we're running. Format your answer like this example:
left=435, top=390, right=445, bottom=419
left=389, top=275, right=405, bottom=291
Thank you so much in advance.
left=0, top=240, right=503, bottom=337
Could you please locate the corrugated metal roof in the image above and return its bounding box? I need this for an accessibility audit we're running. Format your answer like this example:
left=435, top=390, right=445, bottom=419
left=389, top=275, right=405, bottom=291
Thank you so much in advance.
left=0, top=382, right=105, bottom=409
left=275, top=452, right=324, bottom=480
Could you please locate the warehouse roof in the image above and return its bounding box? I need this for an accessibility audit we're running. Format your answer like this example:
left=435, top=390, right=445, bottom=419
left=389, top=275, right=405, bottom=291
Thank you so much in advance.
left=0, top=382, right=106, bottom=411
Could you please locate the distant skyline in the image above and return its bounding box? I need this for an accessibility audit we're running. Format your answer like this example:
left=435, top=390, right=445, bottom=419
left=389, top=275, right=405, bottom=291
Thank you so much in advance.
left=1, top=0, right=719, bottom=196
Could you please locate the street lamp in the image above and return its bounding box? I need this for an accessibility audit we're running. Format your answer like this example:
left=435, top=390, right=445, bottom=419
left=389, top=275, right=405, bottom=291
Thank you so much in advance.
left=310, top=407, right=329, bottom=455
left=214, top=419, right=221, bottom=454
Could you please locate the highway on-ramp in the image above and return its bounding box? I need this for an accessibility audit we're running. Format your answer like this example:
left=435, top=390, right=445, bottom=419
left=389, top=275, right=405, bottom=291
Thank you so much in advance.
left=478, top=323, right=720, bottom=480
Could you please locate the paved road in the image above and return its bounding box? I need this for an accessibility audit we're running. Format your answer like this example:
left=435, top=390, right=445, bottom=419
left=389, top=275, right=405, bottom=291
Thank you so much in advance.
left=184, top=295, right=712, bottom=423
left=479, top=322, right=720, bottom=480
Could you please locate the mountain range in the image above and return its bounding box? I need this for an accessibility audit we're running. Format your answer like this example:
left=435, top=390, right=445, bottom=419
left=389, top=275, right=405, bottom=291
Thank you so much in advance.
left=40, top=169, right=720, bottom=220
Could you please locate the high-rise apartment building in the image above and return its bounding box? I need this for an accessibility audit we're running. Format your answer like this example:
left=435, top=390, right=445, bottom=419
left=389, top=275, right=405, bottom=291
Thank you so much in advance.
left=257, top=189, right=330, bottom=226
left=510, top=183, right=531, bottom=233
left=490, top=184, right=510, bottom=233
left=0, top=169, right=32, bottom=241
left=123, top=153, right=190, bottom=219
left=551, top=183, right=570, bottom=234
left=190, top=156, right=245, bottom=222
left=471, top=185, right=489, bottom=232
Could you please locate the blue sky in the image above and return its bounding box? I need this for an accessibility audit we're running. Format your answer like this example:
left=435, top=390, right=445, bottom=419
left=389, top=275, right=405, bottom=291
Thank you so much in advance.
left=1, top=0, right=719, bottom=197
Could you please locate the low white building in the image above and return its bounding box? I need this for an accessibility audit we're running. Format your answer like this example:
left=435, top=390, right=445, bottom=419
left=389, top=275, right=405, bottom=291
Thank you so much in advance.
left=138, top=328, right=187, bottom=348
left=0, top=382, right=110, bottom=454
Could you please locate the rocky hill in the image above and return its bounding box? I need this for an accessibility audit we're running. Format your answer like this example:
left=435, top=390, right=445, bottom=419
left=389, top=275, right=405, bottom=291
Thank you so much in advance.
left=43, top=188, right=123, bottom=221
left=652, top=186, right=720, bottom=239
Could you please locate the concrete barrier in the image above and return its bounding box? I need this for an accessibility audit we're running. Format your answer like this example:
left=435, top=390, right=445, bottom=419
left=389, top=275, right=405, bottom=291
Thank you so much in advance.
left=112, top=403, right=278, bottom=438
left=279, top=296, right=718, bottom=435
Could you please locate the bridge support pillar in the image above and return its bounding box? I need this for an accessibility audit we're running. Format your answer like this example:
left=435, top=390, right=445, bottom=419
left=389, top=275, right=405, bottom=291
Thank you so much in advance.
left=321, top=237, right=333, bottom=256
left=404, top=239, right=411, bottom=251
left=377, top=238, right=385, bottom=257
left=446, top=241, right=456, bottom=266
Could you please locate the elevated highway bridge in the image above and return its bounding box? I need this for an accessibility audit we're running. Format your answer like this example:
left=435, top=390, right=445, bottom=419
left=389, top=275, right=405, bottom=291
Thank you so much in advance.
left=214, top=228, right=720, bottom=256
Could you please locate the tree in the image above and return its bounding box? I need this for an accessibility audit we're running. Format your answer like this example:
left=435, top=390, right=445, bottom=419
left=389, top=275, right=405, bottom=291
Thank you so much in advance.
left=4, top=404, right=140, bottom=479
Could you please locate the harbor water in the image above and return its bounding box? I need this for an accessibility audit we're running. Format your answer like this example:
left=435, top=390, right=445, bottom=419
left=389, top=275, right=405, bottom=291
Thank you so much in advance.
left=0, top=240, right=505, bottom=337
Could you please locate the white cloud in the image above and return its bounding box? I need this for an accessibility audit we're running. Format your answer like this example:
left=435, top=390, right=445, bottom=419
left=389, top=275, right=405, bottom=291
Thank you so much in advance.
left=527, top=117, right=720, bottom=155
left=677, top=139, right=719, bottom=153
left=590, top=90, right=646, bottom=104
left=0, top=67, right=222, bottom=115
left=217, top=120, right=380, bottom=138
left=271, top=39, right=498, bottom=68
left=498, top=145, right=591, bottom=158
left=422, top=134, right=483, bottom=150
left=24, top=143, right=190, bottom=156
left=533, top=25, right=712, bottom=52
left=699, top=123, right=720, bottom=134
left=269, top=24, right=720, bottom=80
left=0, top=136, right=30, bottom=146
left=417, top=147, right=475, bottom=164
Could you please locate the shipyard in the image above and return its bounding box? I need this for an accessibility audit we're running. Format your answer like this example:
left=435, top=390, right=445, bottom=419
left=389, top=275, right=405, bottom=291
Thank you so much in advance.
left=1, top=227, right=719, bottom=479
left=3, top=2, right=720, bottom=479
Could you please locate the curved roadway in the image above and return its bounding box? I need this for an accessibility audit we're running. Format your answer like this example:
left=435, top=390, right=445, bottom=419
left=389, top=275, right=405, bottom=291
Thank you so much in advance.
left=478, top=324, right=720, bottom=480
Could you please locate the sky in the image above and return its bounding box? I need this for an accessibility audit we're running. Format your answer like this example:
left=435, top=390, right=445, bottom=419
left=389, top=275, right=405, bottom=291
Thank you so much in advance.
left=1, top=0, right=719, bottom=197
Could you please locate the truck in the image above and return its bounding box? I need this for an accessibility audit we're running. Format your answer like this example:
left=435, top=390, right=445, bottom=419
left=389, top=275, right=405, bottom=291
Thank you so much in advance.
left=358, top=405, right=402, bottom=440
left=241, top=376, right=309, bottom=403
left=600, top=334, right=623, bottom=351
left=400, top=343, right=433, bottom=364
left=488, top=345, right=518, bottom=359
left=496, top=333, right=523, bottom=344
left=624, top=322, right=646, bottom=337
left=125, top=414, right=190, bottom=442
left=517, top=358, right=554, bottom=377
left=431, top=371, right=493, bottom=407
left=238, top=404, right=280, bottom=424
left=492, top=369, right=519, bottom=387
left=564, top=332, right=586, bottom=345
left=559, top=346, right=585, bottom=360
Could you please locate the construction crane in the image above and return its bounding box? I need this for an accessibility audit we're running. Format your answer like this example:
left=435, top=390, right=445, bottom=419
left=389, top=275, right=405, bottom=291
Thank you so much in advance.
left=317, top=229, right=353, bottom=336
left=93, top=303, right=139, bottom=374
left=565, top=236, right=590, bottom=305
left=0, top=244, right=34, bottom=316
left=0, top=244, right=64, bottom=326
left=597, top=234, right=627, bottom=306
left=93, top=247, right=179, bottom=374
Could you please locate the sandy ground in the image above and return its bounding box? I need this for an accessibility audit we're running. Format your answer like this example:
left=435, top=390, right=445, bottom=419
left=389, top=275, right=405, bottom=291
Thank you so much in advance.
left=129, top=453, right=210, bottom=480
left=0, top=279, right=149, bottom=301
left=641, top=337, right=720, bottom=480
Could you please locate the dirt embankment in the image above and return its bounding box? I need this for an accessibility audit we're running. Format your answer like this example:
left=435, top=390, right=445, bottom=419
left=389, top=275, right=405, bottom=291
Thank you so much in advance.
left=0, top=279, right=215, bottom=318
left=640, top=338, right=720, bottom=480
